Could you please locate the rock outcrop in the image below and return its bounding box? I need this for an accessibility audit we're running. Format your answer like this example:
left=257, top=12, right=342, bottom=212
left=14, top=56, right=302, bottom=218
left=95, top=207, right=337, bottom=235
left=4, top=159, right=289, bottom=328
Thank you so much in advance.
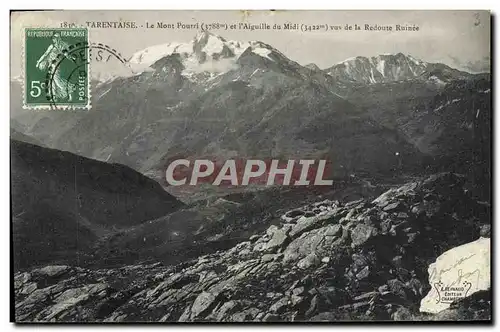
left=14, top=173, right=490, bottom=322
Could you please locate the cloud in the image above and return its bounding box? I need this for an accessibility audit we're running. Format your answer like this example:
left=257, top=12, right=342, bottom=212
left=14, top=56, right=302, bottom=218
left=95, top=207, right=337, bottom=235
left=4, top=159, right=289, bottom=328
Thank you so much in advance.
left=186, top=58, right=239, bottom=74
left=462, top=57, right=491, bottom=74
left=449, top=55, right=490, bottom=74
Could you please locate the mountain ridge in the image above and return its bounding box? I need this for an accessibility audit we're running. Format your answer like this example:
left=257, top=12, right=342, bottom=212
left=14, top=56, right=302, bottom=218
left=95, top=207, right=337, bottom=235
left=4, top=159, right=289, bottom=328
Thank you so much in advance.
left=126, top=32, right=471, bottom=86
left=11, top=139, right=184, bottom=270
left=326, top=53, right=470, bottom=84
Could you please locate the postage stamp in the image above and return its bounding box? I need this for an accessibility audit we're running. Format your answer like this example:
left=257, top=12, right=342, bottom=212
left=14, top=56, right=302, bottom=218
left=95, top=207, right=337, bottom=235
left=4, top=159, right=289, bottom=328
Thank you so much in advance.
left=24, top=28, right=90, bottom=109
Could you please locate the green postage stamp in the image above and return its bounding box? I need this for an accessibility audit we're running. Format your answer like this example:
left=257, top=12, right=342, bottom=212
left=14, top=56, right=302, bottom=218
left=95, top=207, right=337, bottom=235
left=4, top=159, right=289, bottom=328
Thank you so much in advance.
left=24, top=28, right=90, bottom=109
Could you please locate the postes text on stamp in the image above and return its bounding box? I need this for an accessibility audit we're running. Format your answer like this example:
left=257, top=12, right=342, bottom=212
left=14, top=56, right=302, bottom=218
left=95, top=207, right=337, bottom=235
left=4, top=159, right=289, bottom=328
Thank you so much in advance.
left=24, top=28, right=90, bottom=109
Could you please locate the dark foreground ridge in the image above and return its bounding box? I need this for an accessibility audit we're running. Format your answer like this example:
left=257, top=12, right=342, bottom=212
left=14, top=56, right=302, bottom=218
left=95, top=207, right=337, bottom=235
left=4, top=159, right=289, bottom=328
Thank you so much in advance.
left=14, top=172, right=491, bottom=322
left=11, top=139, right=184, bottom=270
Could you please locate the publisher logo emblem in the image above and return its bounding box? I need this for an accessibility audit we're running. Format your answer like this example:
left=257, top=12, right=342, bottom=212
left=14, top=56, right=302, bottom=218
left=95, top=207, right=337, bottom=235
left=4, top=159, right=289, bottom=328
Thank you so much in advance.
left=434, top=278, right=472, bottom=304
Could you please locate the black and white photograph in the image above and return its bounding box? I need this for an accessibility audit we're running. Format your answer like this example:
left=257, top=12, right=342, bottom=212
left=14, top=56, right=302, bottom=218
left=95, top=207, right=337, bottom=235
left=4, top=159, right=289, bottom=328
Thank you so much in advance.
left=9, top=9, right=492, bottom=323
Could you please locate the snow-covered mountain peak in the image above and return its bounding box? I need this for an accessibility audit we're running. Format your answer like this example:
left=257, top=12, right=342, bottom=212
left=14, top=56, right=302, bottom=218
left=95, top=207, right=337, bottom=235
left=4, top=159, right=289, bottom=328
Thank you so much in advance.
left=126, top=32, right=296, bottom=84
left=192, top=31, right=233, bottom=61
left=329, top=53, right=429, bottom=84
left=129, top=32, right=288, bottom=67
left=129, top=41, right=194, bottom=66
left=337, top=53, right=427, bottom=67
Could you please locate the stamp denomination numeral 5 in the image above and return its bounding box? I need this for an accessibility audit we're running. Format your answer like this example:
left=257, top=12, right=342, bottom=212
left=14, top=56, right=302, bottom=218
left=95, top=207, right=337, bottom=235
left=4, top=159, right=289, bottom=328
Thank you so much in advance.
left=29, top=80, right=46, bottom=98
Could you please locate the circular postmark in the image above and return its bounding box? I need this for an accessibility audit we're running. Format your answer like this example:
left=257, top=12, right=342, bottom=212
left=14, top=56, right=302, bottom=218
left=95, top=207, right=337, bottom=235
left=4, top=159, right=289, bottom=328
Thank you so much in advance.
left=44, top=42, right=128, bottom=110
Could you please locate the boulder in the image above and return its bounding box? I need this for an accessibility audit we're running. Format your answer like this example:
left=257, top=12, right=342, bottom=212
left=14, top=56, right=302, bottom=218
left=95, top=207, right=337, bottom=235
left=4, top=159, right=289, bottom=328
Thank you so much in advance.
left=283, top=224, right=342, bottom=263
left=262, top=225, right=289, bottom=253
left=383, top=202, right=401, bottom=212
left=190, top=291, right=220, bottom=319
left=351, top=224, right=377, bottom=247
left=289, top=213, right=335, bottom=238
left=34, top=265, right=71, bottom=278
left=297, top=253, right=321, bottom=269
left=269, top=297, right=289, bottom=314
left=480, top=225, right=491, bottom=238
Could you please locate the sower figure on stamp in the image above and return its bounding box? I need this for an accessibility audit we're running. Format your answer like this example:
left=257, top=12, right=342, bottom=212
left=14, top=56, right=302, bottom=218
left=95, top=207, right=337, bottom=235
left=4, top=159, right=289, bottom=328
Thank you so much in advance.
left=36, top=33, right=76, bottom=102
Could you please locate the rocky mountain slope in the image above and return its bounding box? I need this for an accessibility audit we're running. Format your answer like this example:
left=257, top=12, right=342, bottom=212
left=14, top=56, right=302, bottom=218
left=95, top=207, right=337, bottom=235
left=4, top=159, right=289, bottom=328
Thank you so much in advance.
left=11, top=140, right=184, bottom=270
left=81, top=178, right=386, bottom=268
left=14, top=173, right=491, bottom=322
left=342, top=74, right=491, bottom=201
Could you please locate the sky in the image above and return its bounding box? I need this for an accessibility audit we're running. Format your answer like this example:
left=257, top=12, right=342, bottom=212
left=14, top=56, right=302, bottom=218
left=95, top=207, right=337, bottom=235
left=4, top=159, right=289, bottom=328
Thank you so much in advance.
left=11, top=10, right=491, bottom=77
